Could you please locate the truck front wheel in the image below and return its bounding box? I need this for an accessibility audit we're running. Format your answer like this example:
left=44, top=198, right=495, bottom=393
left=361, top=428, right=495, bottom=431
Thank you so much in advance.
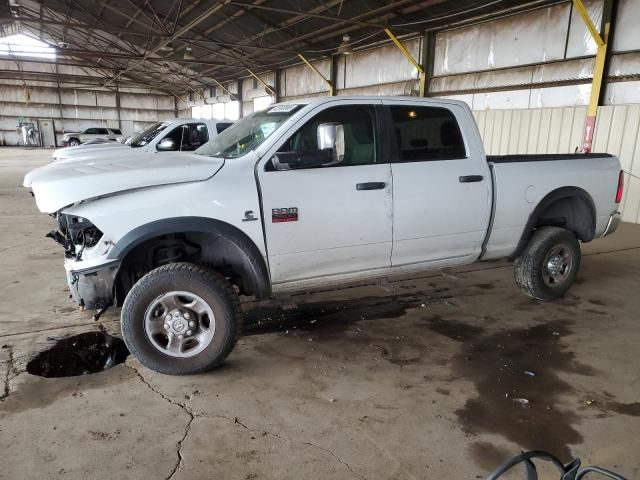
left=121, top=263, right=240, bottom=375
left=514, top=226, right=581, bottom=301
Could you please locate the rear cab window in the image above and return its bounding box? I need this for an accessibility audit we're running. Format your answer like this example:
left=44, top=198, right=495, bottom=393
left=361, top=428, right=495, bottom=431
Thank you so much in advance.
left=216, top=122, right=233, bottom=134
left=389, top=106, right=466, bottom=162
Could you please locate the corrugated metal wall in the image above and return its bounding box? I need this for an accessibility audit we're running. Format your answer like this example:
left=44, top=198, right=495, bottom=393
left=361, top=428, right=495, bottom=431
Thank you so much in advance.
left=474, top=105, right=640, bottom=223
left=0, top=58, right=177, bottom=146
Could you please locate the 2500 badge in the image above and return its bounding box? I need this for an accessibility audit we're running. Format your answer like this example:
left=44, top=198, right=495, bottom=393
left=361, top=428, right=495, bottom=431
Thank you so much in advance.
left=272, top=207, right=298, bottom=223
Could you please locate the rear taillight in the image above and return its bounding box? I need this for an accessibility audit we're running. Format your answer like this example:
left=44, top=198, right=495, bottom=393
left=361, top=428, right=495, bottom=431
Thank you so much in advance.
left=615, top=170, right=624, bottom=204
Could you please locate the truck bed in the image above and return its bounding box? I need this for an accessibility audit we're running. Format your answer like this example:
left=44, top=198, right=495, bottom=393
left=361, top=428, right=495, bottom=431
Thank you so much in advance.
left=483, top=152, right=620, bottom=260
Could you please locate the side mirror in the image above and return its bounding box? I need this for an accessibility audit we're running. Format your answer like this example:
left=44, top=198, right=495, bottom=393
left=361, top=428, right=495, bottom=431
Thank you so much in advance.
left=317, top=122, right=345, bottom=166
left=156, top=138, right=177, bottom=151
left=271, top=122, right=345, bottom=170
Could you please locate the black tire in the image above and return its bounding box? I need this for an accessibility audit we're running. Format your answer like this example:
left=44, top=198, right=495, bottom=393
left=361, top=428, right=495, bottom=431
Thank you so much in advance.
left=514, top=226, right=581, bottom=301
left=121, top=262, right=241, bottom=375
left=68, top=138, right=80, bottom=147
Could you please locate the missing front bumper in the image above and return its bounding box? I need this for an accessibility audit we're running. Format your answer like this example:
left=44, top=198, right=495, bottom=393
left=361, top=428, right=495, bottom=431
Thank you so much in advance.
left=66, top=261, right=119, bottom=310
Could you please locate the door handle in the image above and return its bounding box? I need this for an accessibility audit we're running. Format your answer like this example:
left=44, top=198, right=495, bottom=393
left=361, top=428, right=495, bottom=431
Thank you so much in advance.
left=459, top=175, right=484, bottom=183
left=356, top=182, right=386, bottom=191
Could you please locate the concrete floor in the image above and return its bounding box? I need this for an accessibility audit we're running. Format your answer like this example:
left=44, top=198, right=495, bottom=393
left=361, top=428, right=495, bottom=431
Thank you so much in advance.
left=1, top=146, right=639, bottom=479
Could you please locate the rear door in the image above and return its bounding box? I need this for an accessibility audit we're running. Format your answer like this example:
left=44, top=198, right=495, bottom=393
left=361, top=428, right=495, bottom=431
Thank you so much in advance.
left=257, top=102, right=393, bottom=285
left=383, top=100, right=491, bottom=267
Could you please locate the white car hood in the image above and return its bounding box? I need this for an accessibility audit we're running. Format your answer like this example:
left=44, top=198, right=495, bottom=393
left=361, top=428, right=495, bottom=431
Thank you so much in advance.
left=25, top=152, right=224, bottom=213
left=53, top=143, right=129, bottom=162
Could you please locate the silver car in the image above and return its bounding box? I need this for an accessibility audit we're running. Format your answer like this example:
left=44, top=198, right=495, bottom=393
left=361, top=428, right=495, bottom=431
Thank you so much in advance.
left=61, top=127, right=124, bottom=146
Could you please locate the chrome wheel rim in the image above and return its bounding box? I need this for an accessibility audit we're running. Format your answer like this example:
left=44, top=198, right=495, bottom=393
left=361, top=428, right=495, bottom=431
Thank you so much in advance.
left=542, top=244, right=573, bottom=288
left=144, top=291, right=216, bottom=358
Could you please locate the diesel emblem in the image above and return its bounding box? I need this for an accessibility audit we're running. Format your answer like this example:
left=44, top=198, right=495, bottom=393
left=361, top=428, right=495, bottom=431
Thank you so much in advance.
left=272, top=207, right=298, bottom=223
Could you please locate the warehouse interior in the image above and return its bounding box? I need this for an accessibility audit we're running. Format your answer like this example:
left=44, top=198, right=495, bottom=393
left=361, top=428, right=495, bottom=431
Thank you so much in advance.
left=1, top=0, right=640, bottom=478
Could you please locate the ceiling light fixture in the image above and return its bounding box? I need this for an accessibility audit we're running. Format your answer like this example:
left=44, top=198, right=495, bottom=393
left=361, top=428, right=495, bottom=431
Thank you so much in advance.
left=336, top=35, right=353, bottom=55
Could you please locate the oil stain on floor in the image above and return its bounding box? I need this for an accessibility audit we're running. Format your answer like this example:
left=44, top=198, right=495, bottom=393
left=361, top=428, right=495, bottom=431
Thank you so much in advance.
left=427, top=317, right=591, bottom=463
left=242, top=291, right=452, bottom=336
left=26, top=331, right=129, bottom=378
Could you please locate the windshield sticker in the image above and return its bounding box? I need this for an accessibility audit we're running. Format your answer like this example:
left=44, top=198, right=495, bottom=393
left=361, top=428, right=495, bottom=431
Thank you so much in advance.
left=267, top=104, right=299, bottom=113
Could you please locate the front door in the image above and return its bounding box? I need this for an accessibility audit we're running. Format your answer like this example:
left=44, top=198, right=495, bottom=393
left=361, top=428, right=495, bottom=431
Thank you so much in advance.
left=258, top=103, right=393, bottom=286
left=383, top=100, right=491, bottom=267
left=79, top=128, right=97, bottom=143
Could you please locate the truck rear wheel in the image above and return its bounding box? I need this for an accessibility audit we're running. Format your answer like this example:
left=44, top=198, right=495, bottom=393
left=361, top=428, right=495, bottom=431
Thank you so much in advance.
left=514, top=226, right=581, bottom=301
left=68, top=138, right=80, bottom=146
left=121, top=262, right=240, bottom=375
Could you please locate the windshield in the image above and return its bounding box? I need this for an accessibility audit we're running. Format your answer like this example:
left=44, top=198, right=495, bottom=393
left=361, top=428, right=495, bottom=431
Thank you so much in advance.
left=130, top=122, right=169, bottom=148
left=196, top=105, right=302, bottom=158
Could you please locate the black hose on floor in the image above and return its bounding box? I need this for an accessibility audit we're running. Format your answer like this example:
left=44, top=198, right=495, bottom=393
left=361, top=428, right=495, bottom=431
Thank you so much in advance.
left=486, top=451, right=628, bottom=480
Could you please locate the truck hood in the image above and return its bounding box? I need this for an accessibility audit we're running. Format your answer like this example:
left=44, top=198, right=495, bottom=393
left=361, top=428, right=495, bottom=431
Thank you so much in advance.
left=53, top=143, right=131, bottom=162
left=25, top=152, right=224, bottom=213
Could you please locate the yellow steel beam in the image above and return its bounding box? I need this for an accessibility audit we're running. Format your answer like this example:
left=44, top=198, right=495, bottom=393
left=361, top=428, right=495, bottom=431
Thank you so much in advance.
left=298, top=54, right=333, bottom=96
left=572, top=0, right=604, bottom=47
left=384, top=28, right=426, bottom=96
left=247, top=68, right=277, bottom=97
left=587, top=22, right=610, bottom=117
left=576, top=0, right=612, bottom=152
left=212, top=78, right=235, bottom=98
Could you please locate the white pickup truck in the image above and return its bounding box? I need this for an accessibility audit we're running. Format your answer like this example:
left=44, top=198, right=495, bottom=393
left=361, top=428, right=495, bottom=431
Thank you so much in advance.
left=50, top=118, right=233, bottom=162
left=25, top=96, right=623, bottom=375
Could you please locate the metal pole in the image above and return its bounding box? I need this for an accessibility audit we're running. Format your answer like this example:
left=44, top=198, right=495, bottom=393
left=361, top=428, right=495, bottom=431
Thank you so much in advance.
left=115, top=81, right=122, bottom=131
left=297, top=54, right=333, bottom=96
left=236, top=79, right=243, bottom=118
left=384, top=28, right=426, bottom=97
left=55, top=63, right=64, bottom=146
left=246, top=68, right=277, bottom=97
left=421, top=30, right=436, bottom=97
left=574, top=0, right=616, bottom=152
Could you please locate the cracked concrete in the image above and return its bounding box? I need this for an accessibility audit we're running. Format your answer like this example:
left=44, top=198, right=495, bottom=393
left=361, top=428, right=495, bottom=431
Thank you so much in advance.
left=128, top=361, right=366, bottom=480
left=2, top=147, right=640, bottom=479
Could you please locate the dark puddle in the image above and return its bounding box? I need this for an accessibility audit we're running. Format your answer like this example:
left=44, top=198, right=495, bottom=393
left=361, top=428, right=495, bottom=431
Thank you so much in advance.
left=605, top=401, right=640, bottom=417
left=427, top=318, right=592, bottom=462
left=469, top=441, right=513, bottom=472
left=243, top=290, right=452, bottom=337
left=27, top=332, right=129, bottom=378
left=584, top=391, right=640, bottom=418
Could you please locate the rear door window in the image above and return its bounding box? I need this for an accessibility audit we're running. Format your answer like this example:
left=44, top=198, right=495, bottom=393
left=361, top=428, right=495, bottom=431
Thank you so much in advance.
left=389, top=106, right=466, bottom=161
left=96, top=128, right=110, bottom=135
left=110, top=128, right=122, bottom=135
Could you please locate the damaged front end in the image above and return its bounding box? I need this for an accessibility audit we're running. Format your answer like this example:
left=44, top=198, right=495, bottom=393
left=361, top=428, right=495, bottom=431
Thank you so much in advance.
left=47, top=213, right=103, bottom=260
left=48, top=212, right=118, bottom=311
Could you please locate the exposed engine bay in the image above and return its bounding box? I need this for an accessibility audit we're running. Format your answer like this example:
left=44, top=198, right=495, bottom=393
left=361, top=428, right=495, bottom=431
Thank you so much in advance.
left=46, top=213, right=103, bottom=260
